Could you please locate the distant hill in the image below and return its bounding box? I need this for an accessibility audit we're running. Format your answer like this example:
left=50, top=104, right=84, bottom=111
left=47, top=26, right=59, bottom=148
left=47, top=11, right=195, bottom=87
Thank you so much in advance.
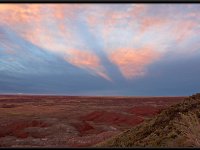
left=95, top=93, right=200, bottom=147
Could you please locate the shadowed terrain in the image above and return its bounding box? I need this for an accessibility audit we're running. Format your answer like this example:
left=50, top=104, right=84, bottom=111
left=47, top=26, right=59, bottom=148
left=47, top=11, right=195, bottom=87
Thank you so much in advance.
left=95, top=93, right=200, bottom=148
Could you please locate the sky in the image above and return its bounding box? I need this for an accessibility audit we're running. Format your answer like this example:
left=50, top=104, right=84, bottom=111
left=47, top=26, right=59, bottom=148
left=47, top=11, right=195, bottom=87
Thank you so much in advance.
left=0, top=4, right=200, bottom=96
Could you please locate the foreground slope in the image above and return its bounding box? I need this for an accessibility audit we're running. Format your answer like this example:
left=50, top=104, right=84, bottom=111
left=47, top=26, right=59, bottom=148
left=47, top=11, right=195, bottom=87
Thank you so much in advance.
left=95, top=93, right=200, bottom=147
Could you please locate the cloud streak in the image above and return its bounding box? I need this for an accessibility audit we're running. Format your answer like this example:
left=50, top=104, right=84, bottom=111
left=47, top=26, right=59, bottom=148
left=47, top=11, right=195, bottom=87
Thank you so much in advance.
left=64, top=49, right=111, bottom=81
left=109, top=47, right=160, bottom=79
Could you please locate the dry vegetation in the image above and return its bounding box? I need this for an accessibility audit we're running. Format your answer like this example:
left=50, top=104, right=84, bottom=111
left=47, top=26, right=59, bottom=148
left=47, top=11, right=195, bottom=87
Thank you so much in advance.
left=95, top=93, right=200, bottom=148
left=174, top=112, right=200, bottom=147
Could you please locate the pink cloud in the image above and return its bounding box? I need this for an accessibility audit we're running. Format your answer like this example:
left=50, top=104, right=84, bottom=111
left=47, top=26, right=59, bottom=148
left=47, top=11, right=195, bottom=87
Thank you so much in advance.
left=1, top=4, right=199, bottom=81
left=108, top=47, right=160, bottom=79
left=86, top=5, right=147, bottom=38
left=187, top=12, right=199, bottom=18
left=64, top=49, right=111, bottom=81
left=172, top=20, right=198, bottom=43
left=66, top=49, right=101, bottom=69
left=0, top=4, right=80, bottom=46
left=139, top=17, right=168, bottom=33
left=0, top=4, right=42, bottom=25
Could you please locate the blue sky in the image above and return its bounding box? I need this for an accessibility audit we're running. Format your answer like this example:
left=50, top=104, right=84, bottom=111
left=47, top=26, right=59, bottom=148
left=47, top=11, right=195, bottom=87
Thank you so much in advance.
left=0, top=4, right=200, bottom=96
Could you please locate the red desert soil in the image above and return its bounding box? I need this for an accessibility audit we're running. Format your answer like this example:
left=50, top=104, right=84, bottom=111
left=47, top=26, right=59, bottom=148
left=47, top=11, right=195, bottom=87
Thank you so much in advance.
left=0, top=95, right=185, bottom=147
left=80, top=111, right=144, bottom=126
left=126, top=106, right=164, bottom=117
left=0, top=120, right=50, bottom=139
left=71, top=121, right=95, bottom=135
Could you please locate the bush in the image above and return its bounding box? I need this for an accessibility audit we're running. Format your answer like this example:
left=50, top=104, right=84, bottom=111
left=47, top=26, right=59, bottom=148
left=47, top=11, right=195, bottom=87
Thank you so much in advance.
left=175, top=112, right=200, bottom=147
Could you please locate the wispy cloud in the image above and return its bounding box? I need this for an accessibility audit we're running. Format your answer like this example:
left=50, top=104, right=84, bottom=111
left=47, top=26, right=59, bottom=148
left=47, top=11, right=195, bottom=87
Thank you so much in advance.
left=64, top=49, right=111, bottom=81
left=109, top=47, right=160, bottom=79
left=0, top=4, right=200, bottom=95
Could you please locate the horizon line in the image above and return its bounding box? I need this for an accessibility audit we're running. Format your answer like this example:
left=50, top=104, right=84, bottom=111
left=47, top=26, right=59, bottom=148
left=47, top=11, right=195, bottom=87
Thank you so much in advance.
left=0, top=92, right=189, bottom=98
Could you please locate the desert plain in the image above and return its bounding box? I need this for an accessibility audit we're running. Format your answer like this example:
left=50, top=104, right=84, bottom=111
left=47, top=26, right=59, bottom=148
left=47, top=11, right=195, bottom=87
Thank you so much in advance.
left=0, top=95, right=185, bottom=147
